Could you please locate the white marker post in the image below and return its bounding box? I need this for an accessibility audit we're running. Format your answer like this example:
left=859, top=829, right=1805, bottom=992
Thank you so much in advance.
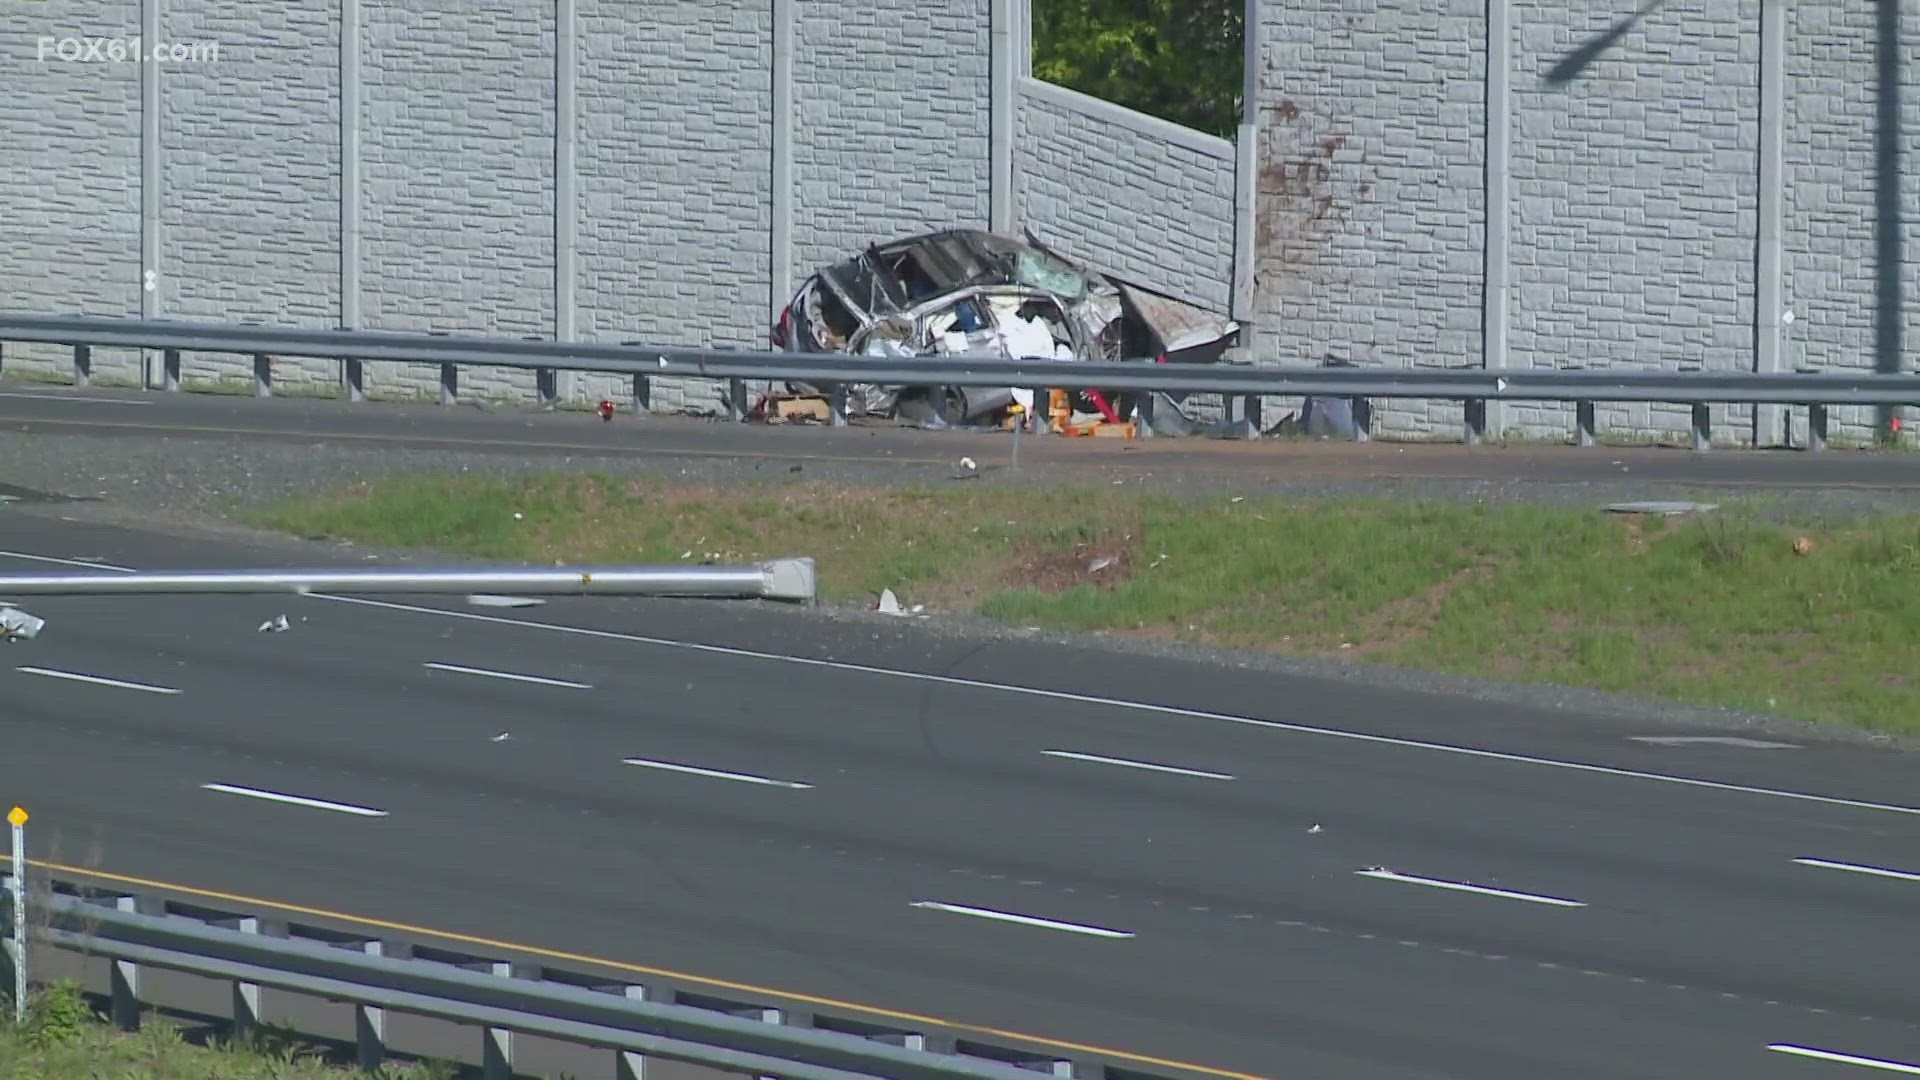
left=7, top=806, right=26, bottom=1024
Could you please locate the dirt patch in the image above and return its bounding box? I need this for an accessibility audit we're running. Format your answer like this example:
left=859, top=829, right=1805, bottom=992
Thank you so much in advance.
left=1001, top=533, right=1144, bottom=594
left=1352, top=562, right=1489, bottom=656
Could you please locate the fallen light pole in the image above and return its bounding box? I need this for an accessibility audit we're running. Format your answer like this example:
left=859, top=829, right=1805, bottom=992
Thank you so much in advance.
left=0, top=562, right=816, bottom=639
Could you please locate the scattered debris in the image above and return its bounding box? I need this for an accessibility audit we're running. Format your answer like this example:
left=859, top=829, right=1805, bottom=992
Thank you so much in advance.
left=1605, top=501, right=1717, bottom=517
left=1088, top=557, right=1116, bottom=573
left=875, top=589, right=906, bottom=616
left=1793, top=536, right=1815, bottom=556
left=491, top=731, right=512, bottom=743
left=467, top=595, right=547, bottom=609
left=1308, top=824, right=1323, bottom=834
left=0, top=607, right=45, bottom=641
left=513, top=512, right=525, bottom=521
left=257, top=614, right=290, bottom=633
left=597, top=399, right=616, bottom=421
left=1229, top=496, right=1244, bottom=504
left=959, top=456, right=977, bottom=472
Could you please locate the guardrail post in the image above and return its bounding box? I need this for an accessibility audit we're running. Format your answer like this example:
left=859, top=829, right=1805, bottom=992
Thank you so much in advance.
left=1462, top=398, right=1487, bottom=445
left=903, top=1032, right=959, bottom=1054
left=1807, top=403, right=1828, bottom=452
left=631, top=373, right=651, bottom=417
left=109, top=896, right=142, bottom=1031
left=754, top=1007, right=784, bottom=1080
left=253, top=353, right=272, bottom=398
left=162, top=348, right=181, bottom=392
left=826, top=383, right=848, bottom=427
left=536, top=367, right=558, bottom=408
left=1351, top=396, right=1372, bottom=442
left=344, top=358, right=364, bottom=402
left=1133, top=390, right=1155, bottom=438
left=1690, top=403, right=1711, bottom=453
left=72, top=344, right=92, bottom=388
left=1575, top=400, right=1596, bottom=446
left=230, top=917, right=262, bottom=1040
left=356, top=940, right=390, bottom=1072
left=439, top=363, right=458, bottom=407
left=482, top=960, right=515, bottom=1080
left=726, top=378, right=748, bottom=422
left=615, top=984, right=655, bottom=1080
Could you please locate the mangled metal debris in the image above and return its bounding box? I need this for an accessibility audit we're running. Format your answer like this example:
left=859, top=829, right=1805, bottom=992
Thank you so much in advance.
left=256, top=614, right=290, bottom=633
left=0, top=607, right=45, bottom=641
left=773, top=228, right=1240, bottom=429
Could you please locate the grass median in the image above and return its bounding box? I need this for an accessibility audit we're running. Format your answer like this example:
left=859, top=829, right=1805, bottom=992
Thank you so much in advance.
left=244, top=472, right=1920, bottom=736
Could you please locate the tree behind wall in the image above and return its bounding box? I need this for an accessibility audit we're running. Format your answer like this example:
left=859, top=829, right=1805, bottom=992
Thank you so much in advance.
left=1031, top=0, right=1244, bottom=141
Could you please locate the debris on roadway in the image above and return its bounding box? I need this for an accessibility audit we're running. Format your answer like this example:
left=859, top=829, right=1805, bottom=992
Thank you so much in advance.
left=257, top=614, right=290, bottom=633
left=0, top=606, right=45, bottom=641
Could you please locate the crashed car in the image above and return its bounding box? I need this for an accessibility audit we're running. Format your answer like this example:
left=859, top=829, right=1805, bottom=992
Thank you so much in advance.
left=770, top=229, right=1239, bottom=424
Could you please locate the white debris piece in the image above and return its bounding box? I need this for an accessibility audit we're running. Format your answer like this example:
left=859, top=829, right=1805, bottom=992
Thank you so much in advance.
left=490, top=731, right=512, bottom=743
left=0, top=607, right=45, bottom=641
left=959, top=457, right=977, bottom=472
left=876, top=589, right=906, bottom=616
left=1308, top=824, right=1323, bottom=834
left=466, top=595, right=547, bottom=609
left=257, top=614, right=290, bottom=633
left=1088, top=557, right=1115, bottom=573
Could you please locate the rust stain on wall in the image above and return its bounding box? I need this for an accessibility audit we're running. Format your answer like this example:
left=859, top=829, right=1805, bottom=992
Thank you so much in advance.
left=1256, top=98, right=1366, bottom=297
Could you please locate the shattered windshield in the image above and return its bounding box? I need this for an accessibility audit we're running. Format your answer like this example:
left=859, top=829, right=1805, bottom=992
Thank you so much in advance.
left=1013, top=249, right=1087, bottom=302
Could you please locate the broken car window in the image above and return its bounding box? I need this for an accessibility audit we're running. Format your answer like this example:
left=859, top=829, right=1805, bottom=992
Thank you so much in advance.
left=1013, top=249, right=1087, bottom=302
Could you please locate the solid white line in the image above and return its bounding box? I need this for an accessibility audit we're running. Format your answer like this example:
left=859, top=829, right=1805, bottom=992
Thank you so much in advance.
left=306, top=594, right=1920, bottom=818
left=424, top=662, right=592, bottom=689
left=1355, top=868, right=1588, bottom=908
left=1767, top=1045, right=1920, bottom=1075
left=1042, top=750, right=1234, bottom=781
left=621, top=758, right=812, bottom=790
left=1794, top=857, right=1920, bottom=884
left=15, top=666, right=181, bottom=695
left=201, top=783, right=388, bottom=817
left=0, top=391, right=155, bottom=406
left=0, top=550, right=138, bottom=572
left=910, top=901, right=1134, bottom=939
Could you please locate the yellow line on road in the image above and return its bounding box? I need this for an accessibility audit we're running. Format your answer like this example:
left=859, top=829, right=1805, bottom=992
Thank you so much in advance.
left=6, top=857, right=1266, bottom=1080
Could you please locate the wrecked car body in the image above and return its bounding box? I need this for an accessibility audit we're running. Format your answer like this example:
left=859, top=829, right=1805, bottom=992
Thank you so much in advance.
left=771, top=229, right=1239, bottom=425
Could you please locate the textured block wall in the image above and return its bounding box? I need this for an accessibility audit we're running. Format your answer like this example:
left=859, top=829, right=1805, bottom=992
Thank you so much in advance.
left=1508, top=2, right=1759, bottom=442
left=789, top=0, right=993, bottom=279
left=1256, top=0, right=1920, bottom=445
left=1254, top=0, right=1486, bottom=440
left=0, top=0, right=995, bottom=413
left=1014, top=79, right=1238, bottom=313
left=573, top=0, right=772, bottom=414
left=0, top=0, right=143, bottom=382
left=1783, top=2, right=1920, bottom=441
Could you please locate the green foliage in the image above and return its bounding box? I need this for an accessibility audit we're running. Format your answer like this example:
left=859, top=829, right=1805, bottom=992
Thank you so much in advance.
left=1032, top=0, right=1244, bottom=140
left=18, top=980, right=95, bottom=1050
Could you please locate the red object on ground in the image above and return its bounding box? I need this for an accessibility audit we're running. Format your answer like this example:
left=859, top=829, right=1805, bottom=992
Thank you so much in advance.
left=1083, top=389, right=1123, bottom=424
left=597, top=399, right=615, bottom=421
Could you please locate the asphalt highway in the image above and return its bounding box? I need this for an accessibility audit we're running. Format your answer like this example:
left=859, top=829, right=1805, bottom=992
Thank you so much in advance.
left=8, top=382, right=1920, bottom=495
left=1, top=513, right=1918, bottom=1078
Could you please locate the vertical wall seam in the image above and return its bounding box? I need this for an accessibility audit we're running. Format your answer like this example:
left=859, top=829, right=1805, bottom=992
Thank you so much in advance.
left=556, top=0, right=578, bottom=398
left=340, top=0, right=361, bottom=332
left=771, top=0, right=793, bottom=324
left=140, top=0, right=161, bottom=384
left=1755, top=0, right=1786, bottom=444
left=1483, top=0, right=1511, bottom=436
left=989, top=0, right=1015, bottom=233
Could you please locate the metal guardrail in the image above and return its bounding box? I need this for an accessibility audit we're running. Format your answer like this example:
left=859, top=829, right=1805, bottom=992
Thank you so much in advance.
left=3, top=312, right=1917, bottom=450
left=5, top=874, right=1198, bottom=1080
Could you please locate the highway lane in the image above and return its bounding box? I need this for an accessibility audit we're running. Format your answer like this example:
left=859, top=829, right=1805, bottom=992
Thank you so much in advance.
left=9, top=381, right=1920, bottom=492
left=4, top=522, right=1920, bottom=1075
